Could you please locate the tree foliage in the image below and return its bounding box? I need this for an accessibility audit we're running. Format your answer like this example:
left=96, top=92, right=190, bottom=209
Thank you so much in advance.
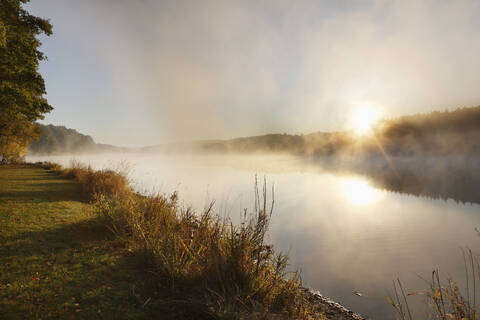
left=0, top=0, right=53, bottom=162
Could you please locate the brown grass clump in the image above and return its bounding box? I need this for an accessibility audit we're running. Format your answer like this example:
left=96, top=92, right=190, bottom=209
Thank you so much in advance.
left=43, top=160, right=131, bottom=200
left=92, top=179, right=315, bottom=318
left=77, top=169, right=130, bottom=199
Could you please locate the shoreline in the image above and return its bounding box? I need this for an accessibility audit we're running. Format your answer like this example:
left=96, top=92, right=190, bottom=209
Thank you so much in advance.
left=305, top=289, right=366, bottom=320
left=1, top=162, right=368, bottom=319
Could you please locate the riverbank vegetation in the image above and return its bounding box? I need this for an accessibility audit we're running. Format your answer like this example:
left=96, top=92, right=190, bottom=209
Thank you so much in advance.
left=388, top=249, right=480, bottom=320
left=1, top=163, right=327, bottom=319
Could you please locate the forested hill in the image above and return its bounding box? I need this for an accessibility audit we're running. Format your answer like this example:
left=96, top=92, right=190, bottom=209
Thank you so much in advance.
left=28, top=124, right=96, bottom=154
left=28, top=124, right=126, bottom=154
left=164, top=105, right=480, bottom=157
left=367, top=106, right=480, bottom=157
left=157, top=105, right=480, bottom=157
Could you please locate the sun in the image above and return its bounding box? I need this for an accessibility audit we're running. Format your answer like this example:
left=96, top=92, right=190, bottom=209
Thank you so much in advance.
left=350, top=106, right=380, bottom=135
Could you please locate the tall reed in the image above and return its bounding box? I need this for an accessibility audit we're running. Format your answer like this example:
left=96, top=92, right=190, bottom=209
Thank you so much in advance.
left=90, top=173, right=314, bottom=318
left=388, top=249, right=480, bottom=320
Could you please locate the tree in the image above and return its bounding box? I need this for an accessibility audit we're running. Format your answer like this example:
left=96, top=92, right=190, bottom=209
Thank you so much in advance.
left=0, top=113, right=38, bottom=162
left=0, top=0, right=53, bottom=163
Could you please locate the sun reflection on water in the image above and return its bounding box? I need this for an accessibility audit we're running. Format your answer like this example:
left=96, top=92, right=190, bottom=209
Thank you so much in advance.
left=340, top=178, right=382, bottom=205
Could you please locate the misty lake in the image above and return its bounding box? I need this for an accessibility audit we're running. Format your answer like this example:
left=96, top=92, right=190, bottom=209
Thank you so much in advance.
left=27, top=153, right=480, bottom=319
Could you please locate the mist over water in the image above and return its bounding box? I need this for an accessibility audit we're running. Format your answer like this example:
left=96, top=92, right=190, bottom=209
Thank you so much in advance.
left=27, top=153, right=480, bottom=319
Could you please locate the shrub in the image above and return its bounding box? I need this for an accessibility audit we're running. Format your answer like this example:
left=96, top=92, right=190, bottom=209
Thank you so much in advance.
left=80, top=169, right=130, bottom=199
left=58, top=160, right=131, bottom=200
left=35, top=161, right=63, bottom=171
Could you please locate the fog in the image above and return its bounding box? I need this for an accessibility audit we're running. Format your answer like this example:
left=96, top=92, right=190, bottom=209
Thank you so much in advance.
left=28, top=0, right=480, bottom=147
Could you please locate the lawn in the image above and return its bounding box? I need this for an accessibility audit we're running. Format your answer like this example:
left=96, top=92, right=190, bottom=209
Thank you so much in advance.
left=0, top=165, right=171, bottom=319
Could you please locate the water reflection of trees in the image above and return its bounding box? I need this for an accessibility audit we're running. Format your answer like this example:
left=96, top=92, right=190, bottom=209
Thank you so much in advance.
left=314, top=156, right=480, bottom=205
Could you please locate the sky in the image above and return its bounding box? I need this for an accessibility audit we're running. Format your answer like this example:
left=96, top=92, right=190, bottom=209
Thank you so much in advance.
left=26, top=0, right=480, bottom=147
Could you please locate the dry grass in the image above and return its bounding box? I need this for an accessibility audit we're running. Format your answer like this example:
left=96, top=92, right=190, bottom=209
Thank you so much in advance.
left=41, top=161, right=319, bottom=319
left=92, top=182, right=313, bottom=318
left=37, top=160, right=131, bottom=200
left=388, top=248, right=480, bottom=320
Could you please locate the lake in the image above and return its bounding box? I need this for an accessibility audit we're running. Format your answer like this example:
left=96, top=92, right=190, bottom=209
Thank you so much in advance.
left=27, top=153, right=480, bottom=319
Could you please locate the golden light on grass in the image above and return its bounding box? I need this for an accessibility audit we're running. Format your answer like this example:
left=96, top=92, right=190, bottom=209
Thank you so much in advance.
left=350, top=106, right=380, bottom=136
left=340, top=178, right=382, bottom=205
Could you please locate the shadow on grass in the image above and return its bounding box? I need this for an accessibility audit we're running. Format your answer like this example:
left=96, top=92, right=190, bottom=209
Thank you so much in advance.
left=0, top=217, right=218, bottom=320
left=0, top=167, right=86, bottom=203
left=2, top=173, right=63, bottom=180
left=0, top=217, right=108, bottom=256
left=0, top=189, right=85, bottom=203
left=0, top=175, right=87, bottom=204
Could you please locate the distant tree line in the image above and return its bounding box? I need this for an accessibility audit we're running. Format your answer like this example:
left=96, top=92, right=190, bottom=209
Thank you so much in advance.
left=0, top=0, right=53, bottom=163
left=143, top=106, right=480, bottom=158
left=31, top=105, right=480, bottom=157
left=197, top=106, right=480, bottom=158
left=28, top=124, right=96, bottom=154
left=376, top=106, right=480, bottom=156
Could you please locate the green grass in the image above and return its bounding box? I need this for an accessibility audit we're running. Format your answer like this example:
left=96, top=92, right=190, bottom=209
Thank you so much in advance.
left=0, top=165, right=172, bottom=319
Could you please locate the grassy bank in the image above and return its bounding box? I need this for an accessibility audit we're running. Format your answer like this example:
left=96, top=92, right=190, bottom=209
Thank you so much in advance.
left=0, top=164, right=171, bottom=319
left=0, top=163, right=326, bottom=319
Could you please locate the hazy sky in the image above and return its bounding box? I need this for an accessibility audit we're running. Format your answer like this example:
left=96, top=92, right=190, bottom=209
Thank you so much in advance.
left=27, top=0, right=480, bottom=147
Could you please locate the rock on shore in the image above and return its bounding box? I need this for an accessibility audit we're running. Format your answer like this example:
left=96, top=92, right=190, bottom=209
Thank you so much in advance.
left=304, top=289, right=366, bottom=320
